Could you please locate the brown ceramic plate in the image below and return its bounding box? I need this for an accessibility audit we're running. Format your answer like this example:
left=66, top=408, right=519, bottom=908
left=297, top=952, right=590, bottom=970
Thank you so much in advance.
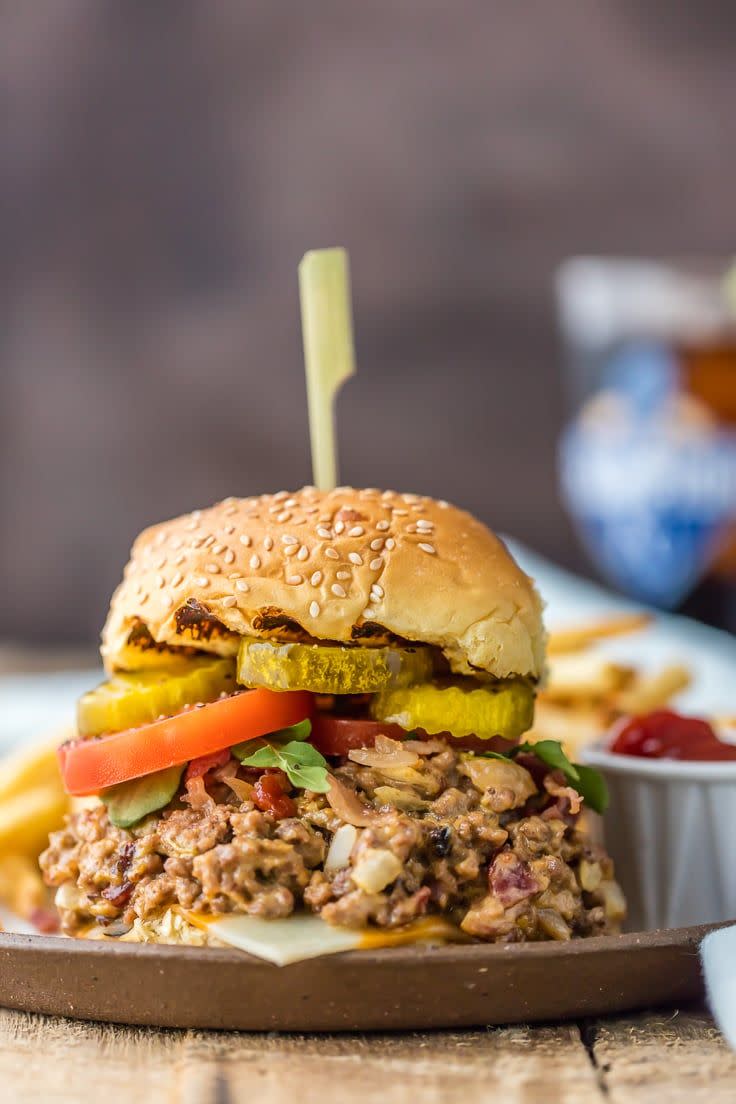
left=0, top=922, right=722, bottom=1031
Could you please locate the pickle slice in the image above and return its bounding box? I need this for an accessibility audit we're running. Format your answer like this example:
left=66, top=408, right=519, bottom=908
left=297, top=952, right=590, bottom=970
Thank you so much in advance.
left=77, top=658, right=237, bottom=736
left=236, top=638, right=432, bottom=695
left=370, top=679, right=534, bottom=741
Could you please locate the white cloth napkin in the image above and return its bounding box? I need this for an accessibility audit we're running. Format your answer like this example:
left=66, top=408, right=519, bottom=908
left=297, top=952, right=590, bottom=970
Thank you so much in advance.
left=701, top=927, right=736, bottom=1050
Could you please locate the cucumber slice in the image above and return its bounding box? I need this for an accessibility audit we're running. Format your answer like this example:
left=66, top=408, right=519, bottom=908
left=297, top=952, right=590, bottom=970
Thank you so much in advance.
left=370, top=679, right=534, bottom=741
left=236, top=638, right=432, bottom=695
left=77, top=658, right=237, bottom=736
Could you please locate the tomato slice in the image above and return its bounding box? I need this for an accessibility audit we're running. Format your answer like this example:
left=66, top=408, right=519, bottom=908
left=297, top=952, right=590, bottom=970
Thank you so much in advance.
left=58, top=689, right=313, bottom=796
left=310, top=714, right=519, bottom=757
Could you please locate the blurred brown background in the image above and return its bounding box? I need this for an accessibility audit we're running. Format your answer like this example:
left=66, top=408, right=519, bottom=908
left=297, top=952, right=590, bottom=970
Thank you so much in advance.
left=2, top=0, right=735, bottom=645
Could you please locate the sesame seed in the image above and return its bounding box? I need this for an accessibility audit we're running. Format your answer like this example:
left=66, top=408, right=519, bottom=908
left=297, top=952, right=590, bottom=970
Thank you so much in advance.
left=325, top=547, right=339, bottom=560
left=229, top=571, right=242, bottom=579
left=169, top=537, right=183, bottom=550
left=284, top=498, right=297, bottom=508
left=203, top=535, right=215, bottom=547
left=361, top=608, right=373, bottom=619
left=282, top=534, right=298, bottom=545
left=403, top=494, right=419, bottom=504
left=317, top=526, right=332, bottom=539
left=331, top=583, right=347, bottom=598
left=348, top=526, right=364, bottom=537
left=223, top=524, right=236, bottom=535
left=370, top=557, right=383, bottom=570
left=348, top=552, right=363, bottom=565
left=224, top=505, right=237, bottom=516
left=284, top=544, right=298, bottom=556
left=263, top=536, right=274, bottom=551
left=438, top=500, right=449, bottom=508
left=223, top=549, right=235, bottom=564
left=239, top=534, right=252, bottom=547
left=172, top=572, right=183, bottom=587
left=310, top=571, right=322, bottom=586
left=155, top=574, right=165, bottom=589
left=368, top=592, right=379, bottom=604
left=393, top=508, right=408, bottom=516
left=135, top=583, right=143, bottom=596
left=185, top=519, right=199, bottom=531
left=297, top=545, right=309, bottom=561
left=163, top=594, right=174, bottom=609
left=276, top=511, right=292, bottom=523
left=273, top=490, right=289, bottom=501
left=416, top=518, right=434, bottom=528
left=206, top=563, right=221, bottom=574
left=222, top=595, right=237, bottom=608
left=191, top=537, right=205, bottom=548
left=139, top=592, right=149, bottom=604
left=250, top=554, right=261, bottom=569
left=376, top=520, right=390, bottom=531
left=371, top=583, right=384, bottom=598
left=286, top=574, right=303, bottom=585
left=212, top=543, right=225, bottom=554
left=155, top=556, right=167, bottom=570
left=418, top=542, right=436, bottom=555
left=370, top=538, right=384, bottom=551
left=309, top=600, right=320, bottom=618
left=334, top=520, right=345, bottom=535
left=385, top=538, right=396, bottom=550
left=236, top=580, right=249, bottom=592
left=336, top=570, right=351, bottom=580
left=195, top=576, right=210, bottom=587
left=154, top=531, right=167, bottom=546
left=174, top=553, right=186, bottom=566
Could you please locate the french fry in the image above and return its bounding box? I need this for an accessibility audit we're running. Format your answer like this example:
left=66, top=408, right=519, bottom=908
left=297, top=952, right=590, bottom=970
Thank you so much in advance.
left=0, top=784, right=69, bottom=859
left=613, top=665, right=691, bottom=715
left=543, top=653, right=635, bottom=703
left=547, top=613, right=652, bottom=655
left=0, top=729, right=71, bottom=804
left=0, top=854, right=47, bottom=920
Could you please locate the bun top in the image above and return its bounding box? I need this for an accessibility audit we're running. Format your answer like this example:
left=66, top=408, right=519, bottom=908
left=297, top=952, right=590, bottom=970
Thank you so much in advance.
left=101, top=487, right=545, bottom=680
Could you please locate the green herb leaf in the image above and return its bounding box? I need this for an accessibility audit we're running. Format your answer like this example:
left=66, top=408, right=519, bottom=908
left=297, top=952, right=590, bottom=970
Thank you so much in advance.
left=102, top=764, right=184, bottom=829
left=571, top=764, right=609, bottom=815
left=231, top=719, right=312, bottom=760
left=514, top=740, right=581, bottom=782
left=236, top=736, right=330, bottom=794
left=478, top=738, right=609, bottom=815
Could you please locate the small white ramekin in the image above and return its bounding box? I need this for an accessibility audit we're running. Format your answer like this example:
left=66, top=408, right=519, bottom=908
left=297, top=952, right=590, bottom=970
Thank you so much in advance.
left=583, top=744, right=736, bottom=931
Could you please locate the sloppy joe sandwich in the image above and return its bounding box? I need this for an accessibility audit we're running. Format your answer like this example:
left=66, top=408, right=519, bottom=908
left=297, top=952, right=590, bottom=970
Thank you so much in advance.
left=41, top=487, right=624, bottom=956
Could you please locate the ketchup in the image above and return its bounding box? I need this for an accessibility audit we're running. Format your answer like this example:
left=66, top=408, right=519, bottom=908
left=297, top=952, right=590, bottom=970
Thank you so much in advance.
left=611, top=709, right=736, bottom=761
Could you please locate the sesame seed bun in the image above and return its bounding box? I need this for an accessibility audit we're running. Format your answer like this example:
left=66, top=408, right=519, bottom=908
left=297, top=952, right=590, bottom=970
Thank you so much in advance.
left=101, top=488, right=545, bottom=681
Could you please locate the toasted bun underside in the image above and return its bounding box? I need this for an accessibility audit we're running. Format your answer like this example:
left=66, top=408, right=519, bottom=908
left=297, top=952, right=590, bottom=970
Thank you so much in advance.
left=101, top=488, right=545, bottom=680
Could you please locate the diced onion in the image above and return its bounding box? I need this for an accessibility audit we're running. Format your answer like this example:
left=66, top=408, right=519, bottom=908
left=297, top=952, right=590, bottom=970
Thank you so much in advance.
left=348, top=734, right=421, bottom=769
left=225, top=775, right=255, bottom=803
left=325, top=775, right=379, bottom=827
left=324, top=824, right=359, bottom=873
left=351, top=848, right=402, bottom=893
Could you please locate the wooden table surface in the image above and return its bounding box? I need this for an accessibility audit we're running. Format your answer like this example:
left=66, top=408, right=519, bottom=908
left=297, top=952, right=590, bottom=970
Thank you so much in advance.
left=0, top=1005, right=734, bottom=1103
left=2, top=649, right=735, bottom=1101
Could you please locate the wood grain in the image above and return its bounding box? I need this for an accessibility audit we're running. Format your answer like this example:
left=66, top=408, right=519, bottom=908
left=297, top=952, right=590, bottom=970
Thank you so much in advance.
left=0, top=1006, right=733, bottom=1103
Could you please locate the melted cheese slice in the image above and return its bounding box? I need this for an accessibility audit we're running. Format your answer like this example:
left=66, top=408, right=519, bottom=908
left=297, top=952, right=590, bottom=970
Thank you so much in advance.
left=185, top=912, right=461, bottom=966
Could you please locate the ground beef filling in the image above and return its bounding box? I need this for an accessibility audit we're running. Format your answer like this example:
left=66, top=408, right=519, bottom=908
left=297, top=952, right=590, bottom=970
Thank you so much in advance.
left=40, top=744, right=624, bottom=940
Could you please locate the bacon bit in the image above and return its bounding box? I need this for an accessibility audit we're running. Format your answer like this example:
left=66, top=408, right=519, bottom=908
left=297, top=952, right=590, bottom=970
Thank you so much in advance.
left=488, top=852, right=540, bottom=907
left=116, top=841, right=136, bottom=879
left=101, top=881, right=133, bottom=908
left=325, top=774, right=379, bottom=827
left=185, top=748, right=232, bottom=782
left=30, top=907, right=60, bottom=934
left=254, top=774, right=296, bottom=819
